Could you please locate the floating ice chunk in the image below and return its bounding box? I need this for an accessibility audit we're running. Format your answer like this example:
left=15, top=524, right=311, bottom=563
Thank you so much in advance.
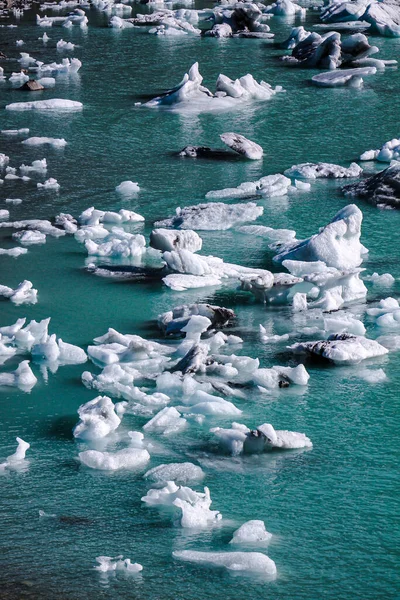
left=259, top=326, right=290, bottom=344
left=155, top=202, right=263, bottom=230
left=6, top=99, right=83, bottom=111
left=37, top=77, right=56, bottom=88
left=158, top=303, right=234, bottom=335
left=279, top=25, right=311, bottom=49
left=73, top=396, right=121, bottom=440
left=206, top=173, right=291, bottom=200
left=376, top=334, right=400, bottom=351
left=9, top=71, right=30, bottom=84
left=230, top=520, right=272, bottom=545
left=163, top=249, right=215, bottom=276
left=323, top=313, right=366, bottom=336
left=253, top=364, right=309, bottom=388
left=56, top=39, right=75, bottom=50
left=37, top=178, right=60, bottom=191
left=163, top=274, right=221, bottom=290
left=178, top=397, right=242, bottom=416
left=22, top=136, right=67, bottom=148
left=343, top=164, right=400, bottom=208
left=142, top=481, right=221, bottom=527
left=0, top=318, right=26, bottom=337
left=266, top=0, right=305, bottom=16
left=150, top=228, right=202, bottom=253
left=311, top=66, right=376, bottom=87
left=13, top=230, right=46, bottom=245
left=290, top=333, right=388, bottom=364
left=359, top=138, right=400, bottom=163
left=239, top=271, right=302, bottom=304
left=95, top=556, right=143, bottom=573
left=32, top=333, right=60, bottom=362
left=109, top=15, right=136, bottom=28
left=20, top=158, right=47, bottom=175
left=292, top=292, right=307, bottom=311
left=115, top=180, right=140, bottom=196
left=2, top=129, right=29, bottom=136
left=0, top=437, right=30, bottom=470
left=143, top=407, right=187, bottom=435
left=0, top=154, right=10, bottom=168
left=5, top=199, right=23, bottom=206
left=0, top=247, right=28, bottom=257
left=357, top=367, right=387, bottom=383
left=0, top=361, right=37, bottom=391
left=0, top=210, right=9, bottom=221
left=144, top=462, right=205, bottom=486
left=220, top=133, right=263, bottom=160
left=284, top=162, right=362, bottom=179
left=0, top=280, right=38, bottom=305
left=366, top=297, right=399, bottom=316
left=254, top=423, right=313, bottom=450
left=142, top=62, right=282, bottom=112
left=16, top=40, right=25, bottom=46
left=55, top=213, right=78, bottom=234
left=274, top=204, right=365, bottom=270
left=57, top=339, right=87, bottom=364
left=2, top=219, right=66, bottom=237
left=173, top=550, right=276, bottom=575
left=79, top=446, right=150, bottom=470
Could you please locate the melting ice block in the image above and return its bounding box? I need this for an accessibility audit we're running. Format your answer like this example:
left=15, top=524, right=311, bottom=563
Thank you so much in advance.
left=230, top=520, right=272, bottom=545
left=144, top=462, right=205, bottom=486
left=142, top=481, right=221, bottom=527
left=150, top=229, right=202, bottom=253
left=6, top=99, right=83, bottom=111
left=155, top=202, right=263, bottom=230
left=173, top=550, right=277, bottom=575
left=73, top=396, right=121, bottom=440
left=0, top=361, right=37, bottom=391
left=284, top=162, right=362, bottom=179
left=274, top=204, right=365, bottom=270
left=289, top=333, right=388, bottom=364
left=0, top=437, right=30, bottom=470
left=79, top=446, right=150, bottom=470
left=220, top=132, right=263, bottom=160
left=95, top=556, right=143, bottom=573
left=311, top=66, right=376, bottom=87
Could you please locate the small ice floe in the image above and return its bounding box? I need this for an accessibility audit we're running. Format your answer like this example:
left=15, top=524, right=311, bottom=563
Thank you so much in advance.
left=22, top=136, right=67, bottom=148
left=9, top=71, right=29, bottom=84
left=172, top=550, right=277, bottom=576
left=73, top=396, right=121, bottom=440
left=364, top=272, right=395, bottom=286
left=79, top=206, right=144, bottom=226
left=206, top=173, right=292, bottom=200
left=265, top=0, right=305, bottom=17
left=158, top=303, right=234, bottom=335
left=0, top=437, right=30, bottom=471
left=115, top=180, right=140, bottom=197
left=321, top=0, right=400, bottom=38
left=37, top=178, right=60, bottom=191
left=19, top=159, right=47, bottom=176
left=343, top=164, right=400, bottom=208
left=56, top=39, right=75, bottom=50
left=13, top=230, right=46, bottom=245
left=2, top=128, right=29, bottom=136
left=155, top=202, right=263, bottom=230
left=144, top=462, right=205, bottom=486
left=0, top=361, right=37, bottom=391
left=140, top=62, right=283, bottom=112
left=37, top=77, right=56, bottom=88
left=95, top=556, right=143, bottom=573
left=367, top=297, right=400, bottom=328
left=0, top=280, right=38, bottom=304
left=211, top=421, right=312, bottom=455
left=0, top=154, right=10, bottom=167
left=6, top=99, right=83, bottom=111
left=0, top=247, right=27, bottom=257
left=143, top=407, right=187, bottom=435
left=360, top=137, right=400, bottom=163
left=79, top=441, right=150, bottom=471
left=219, top=133, right=263, bottom=160
left=142, top=481, right=222, bottom=528
left=150, top=229, right=202, bottom=254
left=16, top=40, right=25, bottom=46
left=284, top=162, right=362, bottom=179
left=0, top=210, right=9, bottom=221
left=311, top=66, right=376, bottom=88
left=289, top=333, right=388, bottom=364
left=55, top=213, right=78, bottom=233
left=230, top=520, right=272, bottom=545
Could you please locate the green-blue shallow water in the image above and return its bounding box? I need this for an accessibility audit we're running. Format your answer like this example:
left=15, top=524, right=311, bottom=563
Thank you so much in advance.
left=0, top=4, right=400, bottom=599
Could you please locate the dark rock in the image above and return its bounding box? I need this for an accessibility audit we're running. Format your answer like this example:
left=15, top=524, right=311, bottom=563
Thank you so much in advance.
left=343, top=164, right=400, bottom=208
left=20, top=79, right=44, bottom=91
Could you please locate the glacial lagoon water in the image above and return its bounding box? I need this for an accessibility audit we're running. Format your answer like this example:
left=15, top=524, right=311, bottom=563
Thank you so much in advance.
left=1, top=4, right=400, bottom=599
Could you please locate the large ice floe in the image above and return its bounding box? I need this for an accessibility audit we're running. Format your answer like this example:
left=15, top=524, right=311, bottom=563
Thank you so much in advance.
left=343, top=164, right=400, bottom=208
left=142, top=481, right=222, bottom=528
left=173, top=550, right=277, bottom=576
left=79, top=437, right=150, bottom=471
left=211, top=421, right=312, bottom=455
left=139, top=62, right=283, bottom=112
left=5, top=99, right=83, bottom=111
left=0, top=280, right=38, bottom=305
left=0, top=437, right=30, bottom=471
left=289, top=333, right=388, bottom=364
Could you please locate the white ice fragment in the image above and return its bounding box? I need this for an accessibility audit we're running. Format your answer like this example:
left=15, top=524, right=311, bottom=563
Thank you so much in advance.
left=364, top=272, right=395, bottom=286
left=13, top=230, right=46, bottom=245
left=0, top=437, right=30, bottom=470
left=220, top=132, right=263, bottom=160
left=115, top=180, right=140, bottom=196
left=0, top=361, right=37, bottom=391
left=284, top=162, right=362, bottom=180
left=6, top=99, right=83, bottom=111
left=230, top=520, right=272, bottom=545
left=173, top=550, right=276, bottom=575
left=73, top=396, right=121, bottom=440
left=143, top=407, right=187, bottom=435
left=0, top=280, right=38, bottom=304
left=144, top=462, right=205, bottom=486
left=22, top=136, right=67, bottom=148
left=79, top=446, right=150, bottom=470
left=290, top=334, right=388, bottom=364
left=95, top=556, right=143, bottom=573
left=37, top=178, right=60, bottom=190
left=150, top=228, right=202, bottom=253
left=156, top=202, right=263, bottom=230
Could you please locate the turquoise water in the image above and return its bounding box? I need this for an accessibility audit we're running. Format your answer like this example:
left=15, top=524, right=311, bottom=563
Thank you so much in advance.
left=1, top=5, right=400, bottom=599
